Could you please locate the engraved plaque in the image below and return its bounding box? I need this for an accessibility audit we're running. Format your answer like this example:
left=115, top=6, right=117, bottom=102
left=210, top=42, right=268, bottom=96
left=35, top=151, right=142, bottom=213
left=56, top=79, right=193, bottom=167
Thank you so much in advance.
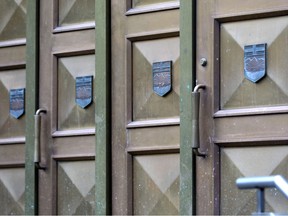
left=244, top=43, right=267, bottom=83
left=10, top=88, right=25, bottom=119
left=75, top=76, right=93, bottom=109
left=153, top=61, right=172, bottom=97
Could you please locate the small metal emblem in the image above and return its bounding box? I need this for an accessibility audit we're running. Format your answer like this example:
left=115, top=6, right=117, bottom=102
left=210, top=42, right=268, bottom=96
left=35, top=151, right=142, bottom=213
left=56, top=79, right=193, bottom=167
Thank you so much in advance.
left=75, top=76, right=93, bottom=109
left=244, top=43, right=267, bottom=83
left=10, top=88, right=25, bottom=119
left=153, top=61, right=172, bottom=97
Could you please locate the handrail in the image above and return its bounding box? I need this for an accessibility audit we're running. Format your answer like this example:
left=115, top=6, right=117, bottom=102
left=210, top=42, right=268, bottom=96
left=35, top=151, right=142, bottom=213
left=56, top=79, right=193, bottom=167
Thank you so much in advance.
left=236, top=175, right=288, bottom=198
left=236, top=175, right=288, bottom=214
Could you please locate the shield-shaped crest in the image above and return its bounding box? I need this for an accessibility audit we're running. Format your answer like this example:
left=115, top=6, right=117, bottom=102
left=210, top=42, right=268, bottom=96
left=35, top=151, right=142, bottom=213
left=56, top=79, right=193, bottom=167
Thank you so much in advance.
left=244, top=43, right=267, bottom=83
left=75, top=76, right=93, bottom=109
left=152, top=61, right=172, bottom=97
left=10, top=88, right=25, bottom=119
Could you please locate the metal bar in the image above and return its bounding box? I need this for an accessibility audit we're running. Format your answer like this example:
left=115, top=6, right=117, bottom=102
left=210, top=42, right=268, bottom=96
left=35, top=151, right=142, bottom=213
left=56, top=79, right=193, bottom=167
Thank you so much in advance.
left=191, top=92, right=200, bottom=149
left=192, top=84, right=206, bottom=157
left=193, top=84, right=206, bottom=93
left=34, top=115, right=41, bottom=163
left=236, top=175, right=288, bottom=199
left=34, top=108, right=46, bottom=169
left=236, top=175, right=288, bottom=214
left=257, top=188, right=265, bottom=213
left=275, top=175, right=288, bottom=199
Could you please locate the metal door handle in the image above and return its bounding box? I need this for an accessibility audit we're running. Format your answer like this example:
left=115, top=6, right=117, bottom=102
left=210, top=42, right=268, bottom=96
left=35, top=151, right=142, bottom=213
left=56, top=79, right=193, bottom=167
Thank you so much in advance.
left=34, top=108, right=46, bottom=169
left=192, top=84, right=207, bottom=157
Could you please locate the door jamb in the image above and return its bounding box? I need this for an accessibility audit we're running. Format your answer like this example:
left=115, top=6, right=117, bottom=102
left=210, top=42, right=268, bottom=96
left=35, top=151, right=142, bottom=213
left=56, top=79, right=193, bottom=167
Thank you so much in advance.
left=95, top=0, right=111, bottom=214
left=180, top=0, right=197, bottom=215
left=25, top=0, right=40, bottom=214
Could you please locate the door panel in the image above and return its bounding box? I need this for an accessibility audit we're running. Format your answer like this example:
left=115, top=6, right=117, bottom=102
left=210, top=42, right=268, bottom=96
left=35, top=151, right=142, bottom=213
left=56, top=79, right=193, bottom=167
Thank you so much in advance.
left=197, top=0, right=288, bottom=214
left=57, top=160, right=95, bottom=215
left=0, top=0, right=26, bottom=43
left=132, top=37, right=180, bottom=121
left=57, top=0, right=95, bottom=27
left=38, top=1, right=95, bottom=214
left=220, top=16, right=288, bottom=110
left=0, top=0, right=26, bottom=215
left=57, top=54, right=95, bottom=131
left=133, top=154, right=179, bottom=215
left=0, top=168, right=25, bottom=215
left=111, top=0, right=180, bottom=214
left=221, top=146, right=288, bottom=214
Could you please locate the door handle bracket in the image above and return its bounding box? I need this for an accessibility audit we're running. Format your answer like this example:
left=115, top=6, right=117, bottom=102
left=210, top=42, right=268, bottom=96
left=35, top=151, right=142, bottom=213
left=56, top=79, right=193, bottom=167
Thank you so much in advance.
left=34, top=108, right=47, bottom=170
left=192, top=84, right=207, bottom=157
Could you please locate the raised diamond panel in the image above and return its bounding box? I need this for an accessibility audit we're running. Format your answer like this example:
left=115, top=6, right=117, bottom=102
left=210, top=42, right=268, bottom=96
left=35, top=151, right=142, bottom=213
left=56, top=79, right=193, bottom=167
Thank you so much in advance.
left=58, top=161, right=95, bottom=215
left=0, top=0, right=26, bottom=42
left=132, top=37, right=180, bottom=121
left=221, top=146, right=288, bottom=215
left=58, top=0, right=95, bottom=27
left=57, top=55, right=95, bottom=131
left=220, top=16, right=288, bottom=110
left=133, top=154, right=179, bottom=215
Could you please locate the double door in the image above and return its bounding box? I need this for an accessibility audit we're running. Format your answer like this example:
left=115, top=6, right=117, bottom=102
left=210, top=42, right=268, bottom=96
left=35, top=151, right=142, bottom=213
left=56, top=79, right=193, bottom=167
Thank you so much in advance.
left=0, top=0, right=288, bottom=215
left=111, top=0, right=288, bottom=214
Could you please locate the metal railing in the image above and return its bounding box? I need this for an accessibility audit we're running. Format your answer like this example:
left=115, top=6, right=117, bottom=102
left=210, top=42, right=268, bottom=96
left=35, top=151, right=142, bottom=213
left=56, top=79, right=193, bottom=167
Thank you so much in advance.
left=236, top=175, right=288, bottom=215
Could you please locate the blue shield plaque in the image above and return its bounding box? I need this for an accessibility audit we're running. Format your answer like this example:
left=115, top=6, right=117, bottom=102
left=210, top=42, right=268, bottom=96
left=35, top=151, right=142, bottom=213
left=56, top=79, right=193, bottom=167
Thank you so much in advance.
left=244, top=43, right=267, bottom=83
left=153, top=61, right=172, bottom=97
left=10, top=88, right=25, bottom=119
left=75, top=76, right=93, bottom=109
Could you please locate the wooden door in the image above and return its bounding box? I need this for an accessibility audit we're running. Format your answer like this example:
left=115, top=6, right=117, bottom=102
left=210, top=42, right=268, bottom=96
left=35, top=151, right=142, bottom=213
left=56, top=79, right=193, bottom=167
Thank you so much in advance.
left=36, top=1, right=96, bottom=214
left=0, top=0, right=27, bottom=214
left=111, top=0, right=180, bottom=214
left=196, top=0, right=288, bottom=214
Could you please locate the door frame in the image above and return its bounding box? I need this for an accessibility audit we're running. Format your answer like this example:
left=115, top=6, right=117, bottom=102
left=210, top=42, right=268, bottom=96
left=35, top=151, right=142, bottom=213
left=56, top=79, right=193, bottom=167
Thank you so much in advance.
left=179, top=0, right=197, bottom=215
left=25, top=0, right=111, bottom=214
left=25, top=0, right=39, bottom=214
left=95, top=0, right=111, bottom=215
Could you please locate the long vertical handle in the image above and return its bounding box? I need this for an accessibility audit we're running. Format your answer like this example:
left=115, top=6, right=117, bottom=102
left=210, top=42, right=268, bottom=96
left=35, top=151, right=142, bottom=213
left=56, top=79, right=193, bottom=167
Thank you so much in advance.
left=34, top=108, right=46, bottom=169
left=192, top=84, right=206, bottom=157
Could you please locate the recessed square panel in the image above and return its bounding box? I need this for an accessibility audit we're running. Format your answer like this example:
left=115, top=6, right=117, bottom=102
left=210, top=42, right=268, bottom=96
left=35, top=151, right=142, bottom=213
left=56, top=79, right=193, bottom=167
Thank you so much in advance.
left=133, top=154, right=179, bottom=215
left=57, top=55, right=95, bottom=131
left=57, top=161, right=95, bottom=215
left=220, top=16, right=288, bottom=110
left=0, top=69, right=25, bottom=139
left=58, top=0, right=95, bottom=27
left=221, top=146, right=288, bottom=215
left=132, top=37, right=180, bottom=121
